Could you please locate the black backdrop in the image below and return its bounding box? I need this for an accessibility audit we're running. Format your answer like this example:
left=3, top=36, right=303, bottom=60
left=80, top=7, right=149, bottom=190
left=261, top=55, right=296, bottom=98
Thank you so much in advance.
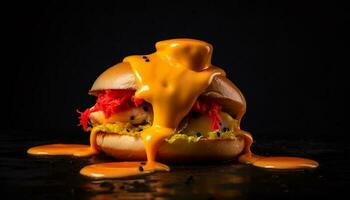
left=3, top=1, right=347, bottom=140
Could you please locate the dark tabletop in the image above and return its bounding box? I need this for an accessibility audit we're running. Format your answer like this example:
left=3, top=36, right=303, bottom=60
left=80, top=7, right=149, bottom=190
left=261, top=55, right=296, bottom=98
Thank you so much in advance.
left=1, top=132, right=349, bottom=200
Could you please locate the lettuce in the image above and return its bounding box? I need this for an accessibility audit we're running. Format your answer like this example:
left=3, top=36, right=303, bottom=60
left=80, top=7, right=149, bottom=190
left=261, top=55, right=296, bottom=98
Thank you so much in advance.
left=92, top=122, right=150, bottom=137
left=166, top=129, right=237, bottom=144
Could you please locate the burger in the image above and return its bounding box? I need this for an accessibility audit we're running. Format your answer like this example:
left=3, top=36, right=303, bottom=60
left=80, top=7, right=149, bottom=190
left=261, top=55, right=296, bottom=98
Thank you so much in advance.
left=28, top=39, right=318, bottom=177
left=78, top=55, right=247, bottom=163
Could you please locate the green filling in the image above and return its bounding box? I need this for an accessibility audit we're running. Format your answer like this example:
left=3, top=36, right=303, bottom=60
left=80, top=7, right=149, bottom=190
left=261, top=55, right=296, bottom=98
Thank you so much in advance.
left=166, top=134, right=200, bottom=143
left=92, top=122, right=150, bottom=137
left=91, top=112, right=238, bottom=144
left=166, top=129, right=236, bottom=144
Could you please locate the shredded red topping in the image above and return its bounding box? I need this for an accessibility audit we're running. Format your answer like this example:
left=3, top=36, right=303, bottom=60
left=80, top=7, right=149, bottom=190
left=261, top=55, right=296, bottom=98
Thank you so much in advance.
left=77, top=90, right=221, bottom=131
left=77, top=90, right=143, bottom=131
left=192, top=98, right=222, bottom=131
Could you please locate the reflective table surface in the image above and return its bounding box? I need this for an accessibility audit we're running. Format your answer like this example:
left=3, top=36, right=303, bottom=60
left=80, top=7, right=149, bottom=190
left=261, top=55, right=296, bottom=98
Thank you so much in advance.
left=1, top=132, right=349, bottom=199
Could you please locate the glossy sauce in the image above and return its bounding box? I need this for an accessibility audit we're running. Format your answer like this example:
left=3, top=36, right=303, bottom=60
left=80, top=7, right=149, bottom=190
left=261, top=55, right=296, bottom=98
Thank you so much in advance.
left=27, top=127, right=100, bottom=157
left=237, top=130, right=319, bottom=169
left=27, top=144, right=91, bottom=156
left=28, top=38, right=318, bottom=179
left=80, top=162, right=153, bottom=178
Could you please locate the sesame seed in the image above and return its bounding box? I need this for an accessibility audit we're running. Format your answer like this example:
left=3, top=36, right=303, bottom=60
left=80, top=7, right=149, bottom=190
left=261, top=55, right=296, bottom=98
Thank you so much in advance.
left=216, top=132, right=221, bottom=137
left=139, top=166, right=144, bottom=172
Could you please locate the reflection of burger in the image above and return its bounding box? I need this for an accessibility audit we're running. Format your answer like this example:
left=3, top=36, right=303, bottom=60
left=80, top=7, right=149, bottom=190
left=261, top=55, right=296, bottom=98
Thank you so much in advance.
left=78, top=59, right=247, bottom=162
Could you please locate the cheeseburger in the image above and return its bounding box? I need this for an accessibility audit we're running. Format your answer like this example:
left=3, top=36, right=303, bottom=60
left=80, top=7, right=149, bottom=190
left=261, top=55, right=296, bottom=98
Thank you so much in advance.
left=78, top=40, right=247, bottom=162
left=28, top=38, right=318, bottom=179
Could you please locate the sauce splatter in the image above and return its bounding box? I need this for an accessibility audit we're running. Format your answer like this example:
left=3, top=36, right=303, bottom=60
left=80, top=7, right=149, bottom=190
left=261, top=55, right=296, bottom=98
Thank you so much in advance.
left=28, top=127, right=100, bottom=157
left=80, top=162, right=155, bottom=178
left=237, top=130, right=319, bottom=169
left=27, top=144, right=92, bottom=157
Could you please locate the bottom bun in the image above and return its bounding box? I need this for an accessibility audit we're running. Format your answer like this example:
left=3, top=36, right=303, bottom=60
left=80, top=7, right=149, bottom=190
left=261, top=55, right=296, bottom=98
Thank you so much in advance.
left=96, top=132, right=245, bottom=163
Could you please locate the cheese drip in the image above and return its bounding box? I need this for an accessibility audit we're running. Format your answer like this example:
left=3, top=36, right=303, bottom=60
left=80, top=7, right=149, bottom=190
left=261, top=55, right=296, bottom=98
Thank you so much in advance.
left=125, top=39, right=224, bottom=171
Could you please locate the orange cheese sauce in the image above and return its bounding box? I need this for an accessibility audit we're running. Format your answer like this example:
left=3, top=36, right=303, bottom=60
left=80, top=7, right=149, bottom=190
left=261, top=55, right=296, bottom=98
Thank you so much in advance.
left=80, top=162, right=153, bottom=178
left=28, top=38, right=318, bottom=179
left=27, top=144, right=91, bottom=156
left=237, top=130, right=319, bottom=169
left=27, top=127, right=100, bottom=157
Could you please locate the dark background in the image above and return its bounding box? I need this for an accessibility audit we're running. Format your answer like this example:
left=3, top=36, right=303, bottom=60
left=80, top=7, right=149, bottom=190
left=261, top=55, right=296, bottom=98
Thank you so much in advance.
left=3, top=1, right=347, bottom=140
left=1, top=2, right=349, bottom=199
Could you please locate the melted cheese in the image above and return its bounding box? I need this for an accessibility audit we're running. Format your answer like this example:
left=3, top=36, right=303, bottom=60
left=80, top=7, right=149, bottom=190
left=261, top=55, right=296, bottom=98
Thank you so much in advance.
left=122, top=39, right=224, bottom=172
left=237, top=130, right=319, bottom=169
left=27, top=127, right=100, bottom=157
left=27, top=144, right=91, bottom=156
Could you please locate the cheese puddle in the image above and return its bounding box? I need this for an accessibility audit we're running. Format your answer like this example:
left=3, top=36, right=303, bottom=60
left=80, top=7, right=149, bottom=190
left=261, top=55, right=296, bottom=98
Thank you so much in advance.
left=27, top=127, right=100, bottom=157
left=237, top=130, right=319, bottom=169
left=27, top=144, right=91, bottom=156
left=80, top=162, right=155, bottom=178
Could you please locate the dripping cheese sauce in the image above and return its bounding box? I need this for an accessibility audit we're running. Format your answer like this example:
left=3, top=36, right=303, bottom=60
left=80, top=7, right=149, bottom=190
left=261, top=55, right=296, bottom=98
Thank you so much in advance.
left=27, top=39, right=318, bottom=178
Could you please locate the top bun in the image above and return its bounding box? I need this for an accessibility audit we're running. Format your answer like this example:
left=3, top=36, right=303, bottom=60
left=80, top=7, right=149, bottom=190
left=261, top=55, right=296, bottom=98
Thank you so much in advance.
left=89, top=62, right=246, bottom=120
